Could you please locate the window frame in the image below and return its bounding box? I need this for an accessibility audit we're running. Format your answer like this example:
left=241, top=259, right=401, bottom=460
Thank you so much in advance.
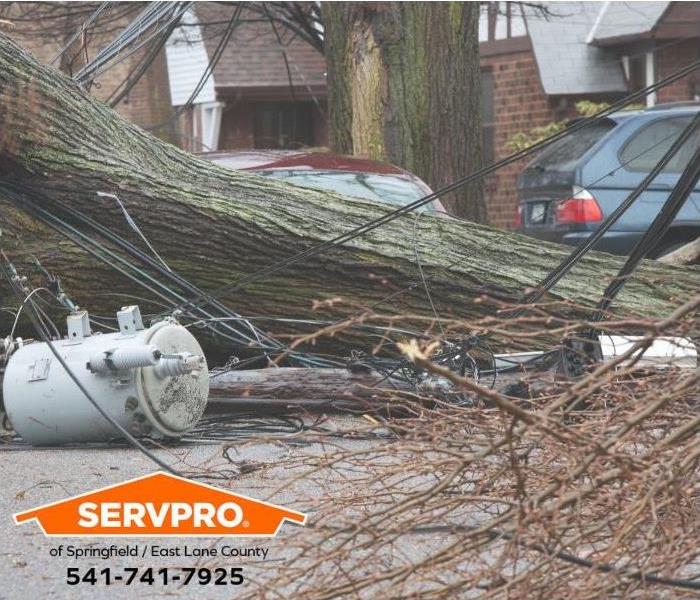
left=617, top=115, right=698, bottom=174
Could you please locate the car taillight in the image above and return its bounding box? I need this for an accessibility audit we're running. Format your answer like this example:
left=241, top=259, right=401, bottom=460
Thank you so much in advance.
left=514, top=204, right=523, bottom=228
left=555, top=188, right=602, bottom=225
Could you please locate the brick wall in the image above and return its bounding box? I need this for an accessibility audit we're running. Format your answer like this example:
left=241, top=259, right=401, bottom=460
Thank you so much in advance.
left=219, top=101, right=256, bottom=149
left=1, top=11, right=175, bottom=142
left=109, top=49, right=175, bottom=139
left=655, top=39, right=700, bottom=104
left=481, top=49, right=557, bottom=230
left=217, top=96, right=328, bottom=151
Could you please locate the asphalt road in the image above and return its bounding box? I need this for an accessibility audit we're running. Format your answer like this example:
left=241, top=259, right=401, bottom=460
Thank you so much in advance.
left=0, top=414, right=378, bottom=599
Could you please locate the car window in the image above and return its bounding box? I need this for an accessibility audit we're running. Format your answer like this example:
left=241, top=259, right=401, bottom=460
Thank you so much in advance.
left=528, top=121, right=616, bottom=172
left=256, top=170, right=437, bottom=212
left=619, top=116, right=700, bottom=173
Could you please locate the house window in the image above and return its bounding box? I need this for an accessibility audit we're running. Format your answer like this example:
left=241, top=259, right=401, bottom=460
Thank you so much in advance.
left=481, top=69, right=495, bottom=163
left=254, top=102, right=314, bottom=149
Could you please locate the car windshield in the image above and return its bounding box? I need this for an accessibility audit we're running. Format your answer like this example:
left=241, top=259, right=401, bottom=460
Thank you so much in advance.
left=256, top=170, right=436, bottom=212
left=528, top=121, right=616, bottom=172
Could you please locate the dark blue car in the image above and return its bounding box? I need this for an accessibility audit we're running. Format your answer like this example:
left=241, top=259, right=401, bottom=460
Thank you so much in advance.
left=516, top=104, right=700, bottom=258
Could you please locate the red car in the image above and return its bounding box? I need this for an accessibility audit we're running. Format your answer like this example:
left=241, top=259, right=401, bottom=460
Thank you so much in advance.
left=201, top=151, right=446, bottom=215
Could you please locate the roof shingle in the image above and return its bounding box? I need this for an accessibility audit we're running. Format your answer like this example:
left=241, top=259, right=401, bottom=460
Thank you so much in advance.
left=525, top=2, right=627, bottom=95
left=196, top=3, right=326, bottom=92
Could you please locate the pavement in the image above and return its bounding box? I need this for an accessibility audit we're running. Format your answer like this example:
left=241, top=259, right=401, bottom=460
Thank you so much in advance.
left=0, top=413, right=382, bottom=599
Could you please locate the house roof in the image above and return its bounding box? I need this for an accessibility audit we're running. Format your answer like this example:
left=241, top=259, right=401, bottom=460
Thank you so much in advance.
left=588, top=1, right=670, bottom=46
left=524, top=2, right=627, bottom=96
left=196, top=3, right=326, bottom=94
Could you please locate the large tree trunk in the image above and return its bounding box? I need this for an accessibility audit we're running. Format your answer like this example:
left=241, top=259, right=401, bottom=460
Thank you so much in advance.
left=323, top=2, right=485, bottom=221
left=0, top=34, right=698, bottom=356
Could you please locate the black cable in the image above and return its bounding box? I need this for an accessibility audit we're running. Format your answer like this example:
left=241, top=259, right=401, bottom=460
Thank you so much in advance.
left=75, top=2, right=192, bottom=85
left=0, top=257, right=183, bottom=476
left=165, top=56, right=700, bottom=316
left=3, top=185, right=342, bottom=368
left=4, top=187, right=282, bottom=350
left=49, top=1, right=111, bottom=66
left=147, top=2, right=244, bottom=132
left=289, top=122, right=694, bottom=340
left=36, top=190, right=282, bottom=348
left=593, top=141, right=700, bottom=321
left=106, top=17, right=178, bottom=107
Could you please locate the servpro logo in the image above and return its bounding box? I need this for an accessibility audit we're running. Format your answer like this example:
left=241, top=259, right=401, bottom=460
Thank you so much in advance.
left=13, top=471, right=306, bottom=537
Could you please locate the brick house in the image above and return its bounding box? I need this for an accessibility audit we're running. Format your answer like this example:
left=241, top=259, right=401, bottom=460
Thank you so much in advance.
left=3, top=2, right=699, bottom=230
left=165, top=3, right=326, bottom=152
left=166, top=1, right=700, bottom=228
left=480, top=1, right=700, bottom=229
left=0, top=3, right=177, bottom=140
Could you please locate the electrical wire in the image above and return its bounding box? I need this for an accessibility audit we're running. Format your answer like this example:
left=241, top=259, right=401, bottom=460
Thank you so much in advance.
left=0, top=254, right=183, bottom=475
left=406, top=524, right=700, bottom=592
left=148, top=2, right=244, bottom=132
left=106, top=17, right=179, bottom=107
left=96, top=191, right=172, bottom=272
left=4, top=186, right=278, bottom=348
left=8, top=287, right=53, bottom=340
left=593, top=140, right=700, bottom=321
left=74, top=2, right=192, bottom=85
left=509, top=110, right=700, bottom=318
left=164, top=55, right=700, bottom=317
left=2, top=184, right=344, bottom=369
left=49, top=1, right=111, bottom=66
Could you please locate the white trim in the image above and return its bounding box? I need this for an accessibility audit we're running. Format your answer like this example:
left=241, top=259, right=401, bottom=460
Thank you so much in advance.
left=165, top=9, right=216, bottom=106
left=200, top=101, right=223, bottom=152
left=586, top=0, right=611, bottom=45
left=621, top=55, right=630, bottom=81
left=645, top=51, right=656, bottom=107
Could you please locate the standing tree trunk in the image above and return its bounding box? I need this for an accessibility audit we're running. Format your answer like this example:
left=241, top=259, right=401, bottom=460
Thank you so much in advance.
left=0, top=33, right=697, bottom=352
left=324, top=2, right=485, bottom=221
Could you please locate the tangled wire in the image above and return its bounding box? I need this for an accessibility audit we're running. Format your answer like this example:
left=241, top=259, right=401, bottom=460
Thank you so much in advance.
left=223, top=294, right=700, bottom=599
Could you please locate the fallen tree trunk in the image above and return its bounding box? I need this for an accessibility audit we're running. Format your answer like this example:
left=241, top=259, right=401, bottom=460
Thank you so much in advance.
left=207, top=367, right=476, bottom=416
left=207, top=367, right=429, bottom=413
left=657, top=237, right=700, bottom=266
left=210, top=367, right=406, bottom=401
left=0, top=35, right=698, bottom=354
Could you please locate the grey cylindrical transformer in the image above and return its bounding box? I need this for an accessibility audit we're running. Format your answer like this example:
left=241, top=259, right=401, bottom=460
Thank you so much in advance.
left=3, top=310, right=209, bottom=445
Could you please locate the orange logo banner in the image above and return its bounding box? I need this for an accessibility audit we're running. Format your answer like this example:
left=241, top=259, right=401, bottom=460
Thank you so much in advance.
left=14, top=471, right=306, bottom=537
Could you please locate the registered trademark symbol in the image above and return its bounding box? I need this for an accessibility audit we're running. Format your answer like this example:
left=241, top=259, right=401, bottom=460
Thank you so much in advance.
left=242, top=520, right=250, bottom=528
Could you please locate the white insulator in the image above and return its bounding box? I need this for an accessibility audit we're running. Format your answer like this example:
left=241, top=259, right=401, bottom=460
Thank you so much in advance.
left=154, top=353, right=204, bottom=378
left=89, top=345, right=161, bottom=373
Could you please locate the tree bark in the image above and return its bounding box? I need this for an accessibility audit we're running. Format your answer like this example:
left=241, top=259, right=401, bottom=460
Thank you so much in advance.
left=208, top=367, right=463, bottom=416
left=0, top=34, right=698, bottom=355
left=210, top=367, right=400, bottom=401
left=323, top=2, right=485, bottom=221
left=657, top=237, right=700, bottom=266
